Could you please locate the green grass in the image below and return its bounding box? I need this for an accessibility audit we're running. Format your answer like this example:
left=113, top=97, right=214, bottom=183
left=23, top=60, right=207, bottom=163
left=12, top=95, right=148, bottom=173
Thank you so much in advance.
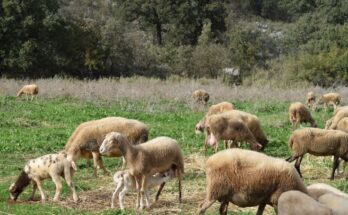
left=0, top=96, right=347, bottom=214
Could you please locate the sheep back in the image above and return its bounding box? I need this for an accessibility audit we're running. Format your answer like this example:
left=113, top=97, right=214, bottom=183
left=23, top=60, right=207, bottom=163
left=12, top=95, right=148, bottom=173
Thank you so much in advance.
left=205, top=149, right=307, bottom=207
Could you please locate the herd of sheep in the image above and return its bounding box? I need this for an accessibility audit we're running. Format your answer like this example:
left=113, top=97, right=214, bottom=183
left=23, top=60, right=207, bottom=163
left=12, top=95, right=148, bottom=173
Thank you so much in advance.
left=8, top=85, right=348, bottom=214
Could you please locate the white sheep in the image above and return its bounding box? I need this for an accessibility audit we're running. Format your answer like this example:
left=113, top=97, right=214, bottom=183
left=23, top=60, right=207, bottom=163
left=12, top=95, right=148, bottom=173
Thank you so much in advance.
left=198, top=148, right=307, bottom=215
left=64, top=117, right=149, bottom=177
left=99, top=132, right=184, bottom=209
left=111, top=167, right=176, bottom=209
left=9, top=152, right=78, bottom=203
left=16, top=84, right=39, bottom=100
left=318, top=193, right=348, bottom=214
left=277, top=190, right=332, bottom=215
left=307, top=183, right=348, bottom=200
left=287, top=128, right=348, bottom=180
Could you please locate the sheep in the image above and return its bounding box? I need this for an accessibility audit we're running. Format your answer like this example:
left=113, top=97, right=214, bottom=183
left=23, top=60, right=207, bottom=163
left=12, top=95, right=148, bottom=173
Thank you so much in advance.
left=99, top=132, right=184, bottom=209
left=306, top=91, right=316, bottom=110
left=195, top=101, right=234, bottom=134
left=192, top=89, right=210, bottom=105
left=288, top=102, right=317, bottom=129
left=319, top=193, right=348, bottom=215
left=277, top=190, right=332, bottom=215
left=9, top=152, right=78, bottom=203
left=16, top=84, right=39, bottom=100
left=64, top=117, right=149, bottom=177
left=317, top=92, right=342, bottom=111
left=286, top=128, right=348, bottom=180
left=326, top=108, right=348, bottom=130
left=337, top=117, right=348, bottom=133
left=111, top=166, right=176, bottom=209
left=198, top=148, right=308, bottom=215
left=307, top=183, right=348, bottom=200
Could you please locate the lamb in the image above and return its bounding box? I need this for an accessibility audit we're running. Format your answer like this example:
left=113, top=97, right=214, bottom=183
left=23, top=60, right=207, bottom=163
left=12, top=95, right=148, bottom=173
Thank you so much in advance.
left=318, top=193, right=348, bottom=215
left=277, top=190, right=332, bottom=215
left=9, top=152, right=78, bottom=203
left=317, top=92, right=342, bottom=111
left=192, top=89, right=210, bottom=105
left=307, top=183, right=348, bottom=200
left=16, top=84, right=39, bottom=100
left=64, top=117, right=149, bottom=177
left=286, top=128, right=348, bottom=180
left=99, top=132, right=184, bottom=209
left=198, top=148, right=308, bottom=215
left=111, top=166, right=176, bottom=209
left=306, top=91, right=316, bottom=110
left=195, top=101, right=234, bottom=134
left=288, top=102, right=317, bottom=129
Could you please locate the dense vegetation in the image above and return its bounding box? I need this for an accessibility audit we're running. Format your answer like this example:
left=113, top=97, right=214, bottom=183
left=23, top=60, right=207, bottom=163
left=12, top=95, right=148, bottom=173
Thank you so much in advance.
left=1, top=0, right=348, bottom=86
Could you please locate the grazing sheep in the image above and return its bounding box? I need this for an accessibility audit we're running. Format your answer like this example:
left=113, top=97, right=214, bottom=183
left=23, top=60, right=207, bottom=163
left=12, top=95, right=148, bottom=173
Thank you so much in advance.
left=286, top=128, right=348, bottom=180
left=337, top=117, right=348, bottom=133
left=198, top=149, right=307, bottom=215
left=195, top=101, right=234, bottom=134
left=16, top=84, right=39, bottom=100
left=317, top=92, right=342, bottom=111
left=99, top=132, right=184, bottom=209
left=65, top=117, right=149, bottom=177
left=306, top=91, right=316, bottom=110
left=192, top=89, right=210, bottom=105
left=111, top=166, right=176, bottom=209
left=278, top=190, right=332, bottom=215
left=288, top=102, right=317, bottom=129
left=318, top=193, right=348, bottom=215
left=307, top=183, right=348, bottom=200
left=9, top=152, right=78, bottom=203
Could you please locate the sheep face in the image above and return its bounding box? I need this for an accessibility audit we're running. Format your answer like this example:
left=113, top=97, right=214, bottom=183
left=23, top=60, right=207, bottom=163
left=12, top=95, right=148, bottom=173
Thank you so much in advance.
left=99, top=132, right=127, bottom=156
left=9, top=171, right=31, bottom=200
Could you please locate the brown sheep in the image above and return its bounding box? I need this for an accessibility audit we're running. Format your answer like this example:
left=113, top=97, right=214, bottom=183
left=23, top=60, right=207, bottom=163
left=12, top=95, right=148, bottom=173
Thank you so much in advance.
left=198, top=149, right=308, bottom=215
left=65, top=117, right=149, bottom=177
left=306, top=91, right=316, bottom=110
left=99, top=132, right=184, bottom=209
left=326, top=108, right=348, bottom=130
left=16, top=84, right=39, bottom=100
left=204, top=113, right=262, bottom=153
left=317, top=92, right=342, bottom=111
left=195, top=101, right=234, bottom=134
left=278, top=191, right=332, bottom=215
left=192, top=89, right=210, bottom=105
left=288, top=102, right=317, bottom=129
left=286, top=128, right=348, bottom=180
left=337, top=117, right=348, bottom=133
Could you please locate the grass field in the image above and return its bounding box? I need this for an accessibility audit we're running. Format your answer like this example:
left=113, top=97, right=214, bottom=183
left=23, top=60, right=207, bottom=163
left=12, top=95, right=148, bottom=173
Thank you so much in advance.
left=1, top=79, right=348, bottom=214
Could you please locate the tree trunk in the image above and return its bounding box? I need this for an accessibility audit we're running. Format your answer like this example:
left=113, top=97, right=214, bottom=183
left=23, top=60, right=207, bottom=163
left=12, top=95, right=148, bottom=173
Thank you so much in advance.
left=152, top=7, right=162, bottom=45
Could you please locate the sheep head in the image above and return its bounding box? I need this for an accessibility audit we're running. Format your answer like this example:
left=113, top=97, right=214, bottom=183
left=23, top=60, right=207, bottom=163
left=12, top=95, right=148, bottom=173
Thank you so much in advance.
left=99, top=132, right=129, bottom=157
left=9, top=171, right=31, bottom=200
left=195, top=120, right=205, bottom=134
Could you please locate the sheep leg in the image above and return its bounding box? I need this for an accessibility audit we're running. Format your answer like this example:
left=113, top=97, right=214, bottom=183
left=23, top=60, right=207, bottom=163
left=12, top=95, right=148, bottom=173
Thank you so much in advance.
left=111, top=182, right=123, bottom=208
left=34, top=179, right=46, bottom=202
left=155, top=182, right=165, bottom=202
left=256, top=203, right=266, bottom=215
left=119, top=186, right=129, bottom=210
left=28, top=182, right=37, bottom=201
left=134, top=175, right=142, bottom=209
left=286, top=155, right=297, bottom=162
left=92, top=152, right=99, bottom=177
left=198, top=198, right=216, bottom=214
left=219, top=201, right=229, bottom=215
left=140, top=175, right=148, bottom=209
left=64, top=166, right=79, bottom=202
left=96, top=155, right=110, bottom=176
left=331, top=156, right=339, bottom=180
left=51, top=175, right=62, bottom=202
left=178, top=171, right=182, bottom=203
left=294, top=156, right=303, bottom=177
left=121, top=157, right=127, bottom=169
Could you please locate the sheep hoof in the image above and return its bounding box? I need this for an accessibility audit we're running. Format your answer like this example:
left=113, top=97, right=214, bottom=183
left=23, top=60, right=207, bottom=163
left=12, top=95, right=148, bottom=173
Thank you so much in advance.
left=53, top=197, right=60, bottom=202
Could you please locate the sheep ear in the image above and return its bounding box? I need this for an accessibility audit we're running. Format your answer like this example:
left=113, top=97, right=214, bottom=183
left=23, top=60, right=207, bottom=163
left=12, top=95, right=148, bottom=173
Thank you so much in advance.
left=9, top=183, right=15, bottom=191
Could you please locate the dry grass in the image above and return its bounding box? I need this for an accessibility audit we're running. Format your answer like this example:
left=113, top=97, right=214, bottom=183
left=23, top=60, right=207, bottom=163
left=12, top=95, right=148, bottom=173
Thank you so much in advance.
left=1, top=77, right=348, bottom=105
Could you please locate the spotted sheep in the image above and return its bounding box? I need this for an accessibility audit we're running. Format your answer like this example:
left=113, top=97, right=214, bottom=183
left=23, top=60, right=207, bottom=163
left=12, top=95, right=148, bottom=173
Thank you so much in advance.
left=9, top=152, right=78, bottom=203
